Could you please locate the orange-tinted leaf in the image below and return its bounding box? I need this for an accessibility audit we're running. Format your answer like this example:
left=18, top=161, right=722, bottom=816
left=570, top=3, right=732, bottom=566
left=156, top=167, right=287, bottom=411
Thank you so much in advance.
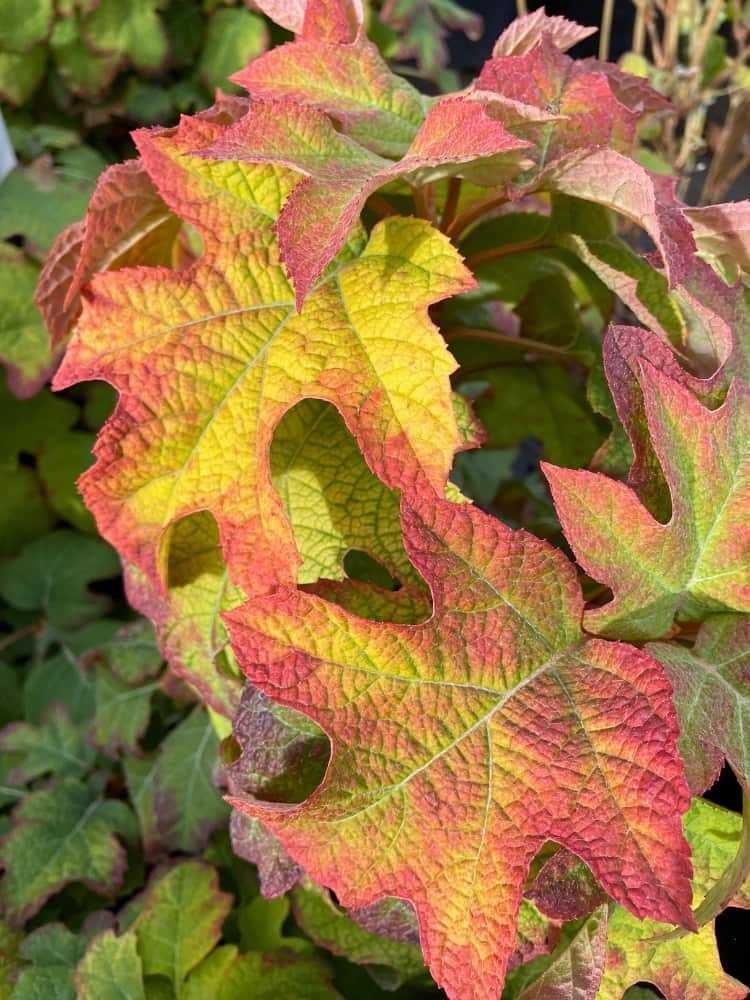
left=53, top=108, right=472, bottom=599
left=226, top=492, right=693, bottom=1000
left=545, top=362, right=750, bottom=639
left=648, top=614, right=750, bottom=794
left=492, top=7, right=597, bottom=57
left=476, top=37, right=640, bottom=163
left=199, top=96, right=529, bottom=304
left=231, top=33, right=426, bottom=158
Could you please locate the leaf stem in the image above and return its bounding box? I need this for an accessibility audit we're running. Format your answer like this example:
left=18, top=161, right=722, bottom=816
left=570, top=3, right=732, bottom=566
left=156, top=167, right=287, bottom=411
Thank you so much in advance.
left=412, top=183, right=438, bottom=225
left=465, top=238, right=551, bottom=271
left=366, top=193, right=398, bottom=219
left=444, top=326, right=577, bottom=365
left=0, top=623, right=39, bottom=652
left=444, top=192, right=509, bottom=241
left=441, top=177, right=462, bottom=233
left=693, top=785, right=750, bottom=927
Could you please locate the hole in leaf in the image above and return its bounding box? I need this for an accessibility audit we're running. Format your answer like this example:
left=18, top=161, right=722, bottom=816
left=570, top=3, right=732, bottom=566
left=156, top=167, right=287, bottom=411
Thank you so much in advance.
left=343, top=549, right=401, bottom=591
left=270, top=398, right=431, bottom=624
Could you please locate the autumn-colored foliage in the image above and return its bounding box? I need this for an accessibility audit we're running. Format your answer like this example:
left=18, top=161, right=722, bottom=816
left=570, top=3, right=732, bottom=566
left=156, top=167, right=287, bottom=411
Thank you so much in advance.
left=33, top=2, right=750, bottom=998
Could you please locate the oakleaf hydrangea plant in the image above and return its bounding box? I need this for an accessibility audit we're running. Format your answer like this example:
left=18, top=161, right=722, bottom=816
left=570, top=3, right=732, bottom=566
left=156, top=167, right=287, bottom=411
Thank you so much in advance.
left=36, top=2, right=750, bottom=997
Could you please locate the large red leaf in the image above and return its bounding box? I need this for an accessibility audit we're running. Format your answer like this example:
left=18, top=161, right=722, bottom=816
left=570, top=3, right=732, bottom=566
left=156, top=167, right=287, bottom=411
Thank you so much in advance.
left=226, top=491, right=694, bottom=1000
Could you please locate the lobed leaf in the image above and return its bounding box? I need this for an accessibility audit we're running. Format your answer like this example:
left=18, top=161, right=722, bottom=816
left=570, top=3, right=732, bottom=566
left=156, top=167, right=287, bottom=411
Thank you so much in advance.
left=545, top=362, right=750, bottom=639
left=0, top=780, right=134, bottom=924
left=226, top=492, right=694, bottom=999
left=134, top=862, right=232, bottom=987
left=75, top=930, right=145, bottom=1000
left=648, top=614, right=750, bottom=793
left=198, top=95, right=529, bottom=305
left=55, top=104, right=472, bottom=600
left=598, top=799, right=750, bottom=1000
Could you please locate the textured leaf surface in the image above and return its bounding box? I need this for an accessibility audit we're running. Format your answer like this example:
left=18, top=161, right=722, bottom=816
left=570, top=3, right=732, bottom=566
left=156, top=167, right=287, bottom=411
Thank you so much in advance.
left=55, top=106, right=472, bottom=599
left=527, top=848, right=608, bottom=921
left=200, top=95, right=529, bottom=304
left=648, top=614, right=750, bottom=794
left=476, top=38, right=639, bottom=164
left=38, top=160, right=184, bottom=351
left=291, top=879, right=427, bottom=985
left=598, top=799, right=749, bottom=1000
left=231, top=30, right=425, bottom=158
left=0, top=780, right=134, bottom=923
left=152, top=706, right=229, bottom=852
left=134, top=862, right=232, bottom=986
left=492, top=7, right=597, bottom=57
left=75, top=931, right=145, bottom=1000
left=0, top=706, right=97, bottom=784
left=545, top=363, right=750, bottom=639
left=513, top=903, right=608, bottom=1000
left=227, top=492, right=694, bottom=1000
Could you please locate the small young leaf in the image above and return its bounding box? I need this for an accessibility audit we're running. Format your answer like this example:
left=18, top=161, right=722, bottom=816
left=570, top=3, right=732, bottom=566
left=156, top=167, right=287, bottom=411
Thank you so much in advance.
left=0, top=531, right=120, bottom=629
left=75, top=930, right=145, bottom=1000
left=134, top=862, right=232, bottom=987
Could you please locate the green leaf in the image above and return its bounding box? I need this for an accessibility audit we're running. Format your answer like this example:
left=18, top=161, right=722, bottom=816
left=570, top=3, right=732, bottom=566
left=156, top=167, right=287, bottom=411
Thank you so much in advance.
left=50, top=20, right=120, bottom=98
left=237, top=895, right=313, bottom=955
left=291, top=880, right=426, bottom=987
left=23, top=621, right=119, bottom=725
left=75, top=930, right=145, bottom=1000
left=84, top=619, right=162, bottom=686
left=0, top=531, right=120, bottom=629
left=474, top=364, right=607, bottom=467
left=0, top=780, right=134, bottom=923
left=0, top=921, right=23, bottom=997
left=0, top=0, right=53, bottom=52
left=37, top=431, right=97, bottom=533
left=184, top=948, right=342, bottom=1000
left=122, top=753, right=160, bottom=860
left=83, top=0, right=167, bottom=71
left=0, top=706, right=97, bottom=784
left=91, top=668, right=157, bottom=756
left=0, top=246, right=54, bottom=399
left=153, top=707, right=229, bottom=853
left=0, top=161, right=97, bottom=254
left=0, top=47, right=46, bottom=105
left=199, top=8, right=268, bottom=92
left=134, top=862, right=232, bottom=987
